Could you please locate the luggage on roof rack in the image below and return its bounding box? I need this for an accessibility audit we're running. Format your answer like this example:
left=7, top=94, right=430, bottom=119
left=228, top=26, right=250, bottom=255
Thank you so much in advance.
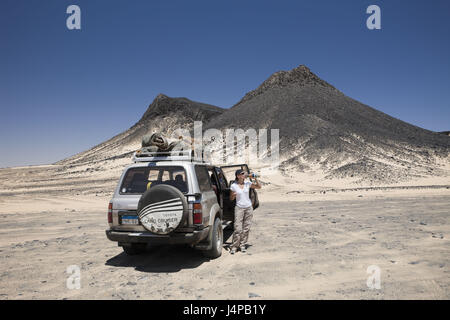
left=142, top=133, right=169, bottom=149
left=134, top=133, right=209, bottom=163
left=132, top=148, right=209, bottom=163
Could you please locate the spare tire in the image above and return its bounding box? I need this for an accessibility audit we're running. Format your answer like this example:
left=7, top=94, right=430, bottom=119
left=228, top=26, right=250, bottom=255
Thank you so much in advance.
left=137, top=184, right=188, bottom=235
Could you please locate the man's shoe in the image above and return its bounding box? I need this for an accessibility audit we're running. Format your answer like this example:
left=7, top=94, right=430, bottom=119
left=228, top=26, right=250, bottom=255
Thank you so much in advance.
left=230, top=248, right=236, bottom=255
left=240, top=246, right=246, bottom=253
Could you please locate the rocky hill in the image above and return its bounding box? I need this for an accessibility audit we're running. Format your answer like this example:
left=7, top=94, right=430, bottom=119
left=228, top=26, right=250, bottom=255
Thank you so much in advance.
left=204, top=65, right=450, bottom=183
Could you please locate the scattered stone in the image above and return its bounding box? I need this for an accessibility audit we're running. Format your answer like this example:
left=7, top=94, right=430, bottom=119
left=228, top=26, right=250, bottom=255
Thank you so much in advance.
left=248, top=292, right=261, bottom=298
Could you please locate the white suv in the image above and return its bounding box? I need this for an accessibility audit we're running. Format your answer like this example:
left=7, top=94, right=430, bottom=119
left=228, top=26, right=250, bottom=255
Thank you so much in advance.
left=105, top=151, right=259, bottom=258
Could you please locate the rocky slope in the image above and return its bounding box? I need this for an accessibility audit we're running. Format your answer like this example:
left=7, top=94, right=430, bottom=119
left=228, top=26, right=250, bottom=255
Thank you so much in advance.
left=204, top=65, right=450, bottom=183
left=57, top=94, right=224, bottom=166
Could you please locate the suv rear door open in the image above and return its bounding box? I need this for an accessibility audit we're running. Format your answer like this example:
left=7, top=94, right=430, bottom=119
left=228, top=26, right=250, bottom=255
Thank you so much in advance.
left=219, top=164, right=260, bottom=214
left=207, top=166, right=233, bottom=222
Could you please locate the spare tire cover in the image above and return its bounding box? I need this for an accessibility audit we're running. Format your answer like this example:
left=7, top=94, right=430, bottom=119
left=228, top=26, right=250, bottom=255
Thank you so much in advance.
left=137, top=184, right=188, bottom=235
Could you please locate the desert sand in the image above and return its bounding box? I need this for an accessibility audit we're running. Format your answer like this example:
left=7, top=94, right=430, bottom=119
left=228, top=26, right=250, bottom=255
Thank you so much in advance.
left=0, top=161, right=449, bottom=300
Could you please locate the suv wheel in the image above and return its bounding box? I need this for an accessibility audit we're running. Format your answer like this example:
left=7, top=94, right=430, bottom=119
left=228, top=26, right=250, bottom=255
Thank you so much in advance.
left=122, top=243, right=147, bottom=255
left=203, top=218, right=223, bottom=259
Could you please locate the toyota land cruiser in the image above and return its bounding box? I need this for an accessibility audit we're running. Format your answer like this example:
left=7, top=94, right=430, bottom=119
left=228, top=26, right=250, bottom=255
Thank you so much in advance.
left=105, top=149, right=259, bottom=259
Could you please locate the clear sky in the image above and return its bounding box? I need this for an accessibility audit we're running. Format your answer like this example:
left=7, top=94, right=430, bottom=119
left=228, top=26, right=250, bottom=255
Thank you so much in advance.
left=1, top=0, right=449, bottom=168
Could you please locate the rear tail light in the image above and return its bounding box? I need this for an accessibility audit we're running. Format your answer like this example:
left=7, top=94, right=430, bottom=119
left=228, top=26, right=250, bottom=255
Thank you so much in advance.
left=193, top=203, right=202, bottom=224
left=108, top=202, right=113, bottom=224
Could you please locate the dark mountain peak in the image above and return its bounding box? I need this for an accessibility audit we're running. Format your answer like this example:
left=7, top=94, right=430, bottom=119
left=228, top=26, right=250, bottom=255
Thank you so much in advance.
left=138, top=94, right=224, bottom=123
left=235, top=64, right=338, bottom=106
left=154, top=93, right=169, bottom=101
left=266, top=65, right=316, bottom=84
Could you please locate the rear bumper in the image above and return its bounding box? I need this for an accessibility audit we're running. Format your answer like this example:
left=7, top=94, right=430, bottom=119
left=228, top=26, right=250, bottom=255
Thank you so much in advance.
left=105, top=227, right=210, bottom=245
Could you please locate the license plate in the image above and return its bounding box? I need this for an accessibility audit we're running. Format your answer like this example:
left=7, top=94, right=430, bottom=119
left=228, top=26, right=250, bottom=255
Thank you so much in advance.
left=121, top=215, right=139, bottom=225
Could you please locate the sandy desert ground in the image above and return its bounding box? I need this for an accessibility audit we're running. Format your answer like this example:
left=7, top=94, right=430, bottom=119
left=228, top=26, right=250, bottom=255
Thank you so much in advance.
left=0, top=163, right=449, bottom=300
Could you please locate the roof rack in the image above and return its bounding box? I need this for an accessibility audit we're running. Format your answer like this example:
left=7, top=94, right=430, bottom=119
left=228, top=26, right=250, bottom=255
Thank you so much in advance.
left=132, top=149, right=209, bottom=163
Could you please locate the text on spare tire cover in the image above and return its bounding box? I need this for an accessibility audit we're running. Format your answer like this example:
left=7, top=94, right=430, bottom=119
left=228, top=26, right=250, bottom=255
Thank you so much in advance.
left=138, top=198, right=184, bottom=234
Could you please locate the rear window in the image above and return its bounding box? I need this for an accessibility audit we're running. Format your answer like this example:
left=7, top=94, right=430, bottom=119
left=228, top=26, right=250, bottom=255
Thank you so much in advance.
left=120, top=166, right=188, bottom=194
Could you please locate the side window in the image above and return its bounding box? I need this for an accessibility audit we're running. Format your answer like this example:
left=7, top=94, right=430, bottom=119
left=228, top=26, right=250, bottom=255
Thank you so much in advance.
left=208, top=168, right=219, bottom=194
left=195, top=165, right=213, bottom=192
left=214, top=168, right=228, bottom=189
left=208, top=168, right=217, bottom=186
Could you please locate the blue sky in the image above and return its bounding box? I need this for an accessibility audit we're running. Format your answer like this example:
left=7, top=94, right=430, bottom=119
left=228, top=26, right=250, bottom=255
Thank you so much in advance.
left=1, top=0, right=449, bottom=167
